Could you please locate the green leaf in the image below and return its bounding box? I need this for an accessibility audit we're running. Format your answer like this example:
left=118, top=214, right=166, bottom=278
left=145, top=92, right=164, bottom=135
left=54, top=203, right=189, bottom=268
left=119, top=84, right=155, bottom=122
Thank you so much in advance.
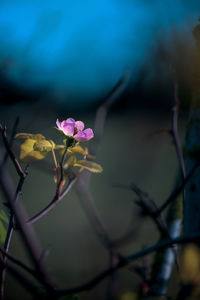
left=0, top=220, right=7, bottom=245
left=15, top=133, right=45, bottom=141
left=74, top=160, right=103, bottom=173
left=0, top=209, right=8, bottom=224
left=19, top=139, right=49, bottom=163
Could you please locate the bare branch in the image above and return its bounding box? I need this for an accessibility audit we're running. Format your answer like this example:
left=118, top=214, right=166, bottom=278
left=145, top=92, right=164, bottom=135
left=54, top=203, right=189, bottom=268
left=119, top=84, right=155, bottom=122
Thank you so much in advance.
left=0, top=123, right=24, bottom=178
left=2, top=117, right=19, bottom=165
left=0, top=164, right=28, bottom=298
left=172, top=81, right=186, bottom=179
left=56, top=232, right=200, bottom=296
left=156, top=160, right=200, bottom=215
left=0, top=149, right=56, bottom=297
left=27, top=172, right=79, bottom=225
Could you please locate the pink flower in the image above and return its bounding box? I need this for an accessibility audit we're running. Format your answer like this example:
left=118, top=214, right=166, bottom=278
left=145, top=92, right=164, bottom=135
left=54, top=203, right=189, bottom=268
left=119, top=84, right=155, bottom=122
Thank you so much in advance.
left=56, top=118, right=94, bottom=142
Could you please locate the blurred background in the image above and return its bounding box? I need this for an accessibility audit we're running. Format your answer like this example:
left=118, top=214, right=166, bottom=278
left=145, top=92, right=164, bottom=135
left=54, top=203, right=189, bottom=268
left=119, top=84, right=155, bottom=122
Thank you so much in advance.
left=0, top=0, right=199, bottom=299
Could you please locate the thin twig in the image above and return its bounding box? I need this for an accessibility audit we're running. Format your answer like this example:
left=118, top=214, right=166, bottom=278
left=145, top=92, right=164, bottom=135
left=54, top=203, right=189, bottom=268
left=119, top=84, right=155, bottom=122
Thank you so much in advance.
left=0, top=246, right=35, bottom=276
left=0, top=149, right=56, bottom=297
left=2, top=117, right=19, bottom=165
left=146, top=75, right=185, bottom=298
left=55, top=232, right=200, bottom=296
left=27, top=144, right=81, bottom=225
left=75, top=73, right=131, bottom=245
left=0, top=124, right=24, bottom=177
left=74, top=73, right=130, bottom=297
left=0, top=165, right=28, bottom=299
left=156, top=160, right=200, bottom=215
left=172, top=80, right=186, bottom=179
left=0, top=257, right=44, bottom=299
left=3, top=117, right=19, bottom=164
left=27, top=172, right=79, bottom=225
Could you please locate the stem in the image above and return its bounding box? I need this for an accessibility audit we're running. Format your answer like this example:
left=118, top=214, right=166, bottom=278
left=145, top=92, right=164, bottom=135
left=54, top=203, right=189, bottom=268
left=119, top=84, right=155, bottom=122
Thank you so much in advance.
left=51, top=149, right=58, bottom=169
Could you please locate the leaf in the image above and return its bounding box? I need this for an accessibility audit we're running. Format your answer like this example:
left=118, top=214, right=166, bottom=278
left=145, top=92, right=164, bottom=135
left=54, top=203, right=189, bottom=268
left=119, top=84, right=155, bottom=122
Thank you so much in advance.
left=19, top=139, right=49, bottom=163
left=54, top=145, right=65, bottom=150
left=119, top=291, right=139, bottom=300
left=68, top=145, right=87, bottom=155
left=68, top=146, right=95, bottom=159
left=74, top=160, right=103, bottom=173
left=180, top=244, right=200, bottom=283
left=0, top=209, right=8, bottom=224
left=33, top=140, right=55, bottom=152
left=15, top=133, right=45, bottom=141
left=0, top=220, right=7, bottom=245
left=63, top=155, right=77, bottom=168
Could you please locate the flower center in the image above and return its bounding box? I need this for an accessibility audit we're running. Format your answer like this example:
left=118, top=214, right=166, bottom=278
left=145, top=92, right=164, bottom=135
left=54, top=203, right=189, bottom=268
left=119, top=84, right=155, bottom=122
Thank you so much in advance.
left=74, top=127, right=78, bottom=135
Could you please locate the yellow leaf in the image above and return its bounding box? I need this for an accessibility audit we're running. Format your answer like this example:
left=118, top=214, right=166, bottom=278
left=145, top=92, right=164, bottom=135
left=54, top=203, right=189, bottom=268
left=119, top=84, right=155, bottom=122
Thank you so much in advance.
left=54, top=145, right=65, bottom=150
left=180, top=244, right=200, bottom=283
left=68, top=145, right=86, bottom=155
left=69, top=145, right=95, bottom=159
left=74, top=160, right=103, bottom=173
left=63, top=155, right=77, bottom=168
left=120, top=291, right=139, bottom=300
left=19, top=139, right=49, bottom=163
left=15, top=133, right=45, bottom=141
left=33, top=139, right=55, bottom=152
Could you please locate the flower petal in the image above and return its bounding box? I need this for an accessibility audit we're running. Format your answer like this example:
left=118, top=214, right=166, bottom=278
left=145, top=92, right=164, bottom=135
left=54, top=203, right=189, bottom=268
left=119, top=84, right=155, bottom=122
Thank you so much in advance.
left=74, top=128, right=94, bottom=142
left=75, top=121, right=84, bottom=131
left=82, top=128, right=94, bottom=140
left=66, top=118, right=75, bottom=123
left=62, top=123, right=75, bottom=136
left=56, top=119, right=62, bottom=130
left=74, top=131, right=87, bottom=142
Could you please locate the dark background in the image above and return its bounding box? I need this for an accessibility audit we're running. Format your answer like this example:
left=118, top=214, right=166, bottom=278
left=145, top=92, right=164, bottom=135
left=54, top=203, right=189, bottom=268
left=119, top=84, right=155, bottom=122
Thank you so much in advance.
left=0, top=1, right=199, bottom=299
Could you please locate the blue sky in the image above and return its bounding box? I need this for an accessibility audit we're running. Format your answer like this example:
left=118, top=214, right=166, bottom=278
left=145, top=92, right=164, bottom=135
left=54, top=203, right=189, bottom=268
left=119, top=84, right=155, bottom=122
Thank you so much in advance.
left=0, top=0, right=199, bottom=106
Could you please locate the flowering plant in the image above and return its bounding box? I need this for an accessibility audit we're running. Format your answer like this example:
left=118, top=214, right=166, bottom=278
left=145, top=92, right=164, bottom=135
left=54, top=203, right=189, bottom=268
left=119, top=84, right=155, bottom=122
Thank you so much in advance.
left=15, top=117, right=102, bottom=194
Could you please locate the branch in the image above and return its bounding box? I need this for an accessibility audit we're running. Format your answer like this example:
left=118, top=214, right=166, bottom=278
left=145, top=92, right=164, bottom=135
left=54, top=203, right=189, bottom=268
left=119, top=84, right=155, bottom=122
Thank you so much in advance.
left=75, top=73, right=131, bottom=247
left=2, top=117, right=19, bottom=165
left=0, top=149, right=56, bottom=297
left=0, top=165, right=28, bottom=299
left=55, top=232, right=200, bottom=296
left=0, top=256, right=45, bottom=299
left=172, top=81, right=186, bottom=179
left=27, top=172, right=79, bottom=225
left=156, top=160, right=200, bottom=215
left=0, top=245, right=35, bottom=276
left=146, top=76, right=184, bottom=298
left=0, top=123, right=24, bottom=178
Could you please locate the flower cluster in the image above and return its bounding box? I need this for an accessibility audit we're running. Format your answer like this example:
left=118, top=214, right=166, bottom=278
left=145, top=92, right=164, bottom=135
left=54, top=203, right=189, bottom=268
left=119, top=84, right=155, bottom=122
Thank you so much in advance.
left=56, top=118, right=94, bottom=142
